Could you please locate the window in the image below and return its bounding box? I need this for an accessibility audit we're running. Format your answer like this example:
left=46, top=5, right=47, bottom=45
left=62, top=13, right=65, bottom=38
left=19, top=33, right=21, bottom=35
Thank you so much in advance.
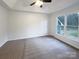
left=57, top=16, right=65, bottom=35
left=66, top=13, right=79, bottom=38
left=56, top=13, right=79, bottom=39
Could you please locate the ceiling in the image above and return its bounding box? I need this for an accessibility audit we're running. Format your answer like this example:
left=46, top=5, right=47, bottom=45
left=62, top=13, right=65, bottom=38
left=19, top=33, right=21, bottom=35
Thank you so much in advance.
left=1, top=0, right=79, bottom=13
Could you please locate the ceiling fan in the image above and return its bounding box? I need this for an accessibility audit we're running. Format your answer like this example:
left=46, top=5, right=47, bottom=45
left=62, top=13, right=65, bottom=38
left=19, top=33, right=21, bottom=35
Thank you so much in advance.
left=30, top=0, right=52, bottom=8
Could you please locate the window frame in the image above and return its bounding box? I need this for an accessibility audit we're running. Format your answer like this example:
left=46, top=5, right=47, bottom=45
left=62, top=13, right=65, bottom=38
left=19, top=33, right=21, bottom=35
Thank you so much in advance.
left=56, top=13, right=79, bottom=39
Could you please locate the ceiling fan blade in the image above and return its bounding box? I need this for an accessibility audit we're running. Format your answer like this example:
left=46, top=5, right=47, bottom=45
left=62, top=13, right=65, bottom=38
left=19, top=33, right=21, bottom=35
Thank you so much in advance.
left=30, top=2, right=36, bottom=6
left=40, top=5, right=43, bottom=8
left=43, top=0, right=51, bottom=2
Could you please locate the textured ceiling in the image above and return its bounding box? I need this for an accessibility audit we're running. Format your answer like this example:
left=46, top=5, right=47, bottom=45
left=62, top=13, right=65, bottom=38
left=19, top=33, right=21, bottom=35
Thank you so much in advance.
left=2, top=0, right=79, bottom=13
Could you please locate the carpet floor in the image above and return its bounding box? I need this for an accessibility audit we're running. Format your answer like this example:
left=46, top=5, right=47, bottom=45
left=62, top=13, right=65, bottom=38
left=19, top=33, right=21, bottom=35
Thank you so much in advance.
left=0, top=36, right=79, bottom=59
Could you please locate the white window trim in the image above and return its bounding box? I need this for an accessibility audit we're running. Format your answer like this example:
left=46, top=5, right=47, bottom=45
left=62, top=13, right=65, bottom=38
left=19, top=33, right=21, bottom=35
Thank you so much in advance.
left=56, top=13, right=79, bottom=39
left=64, top=16, right=67, bottom=36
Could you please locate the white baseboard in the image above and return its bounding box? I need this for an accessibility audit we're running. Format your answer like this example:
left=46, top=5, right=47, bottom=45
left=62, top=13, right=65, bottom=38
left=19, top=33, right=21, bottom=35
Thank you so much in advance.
left=8, top=34, right=47, bottom=41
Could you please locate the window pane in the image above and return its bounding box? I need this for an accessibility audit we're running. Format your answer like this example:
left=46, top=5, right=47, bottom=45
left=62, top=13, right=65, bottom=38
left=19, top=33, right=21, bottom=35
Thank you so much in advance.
left=57, top=25, right=64, bottom=34
left=67, top=13, right=79, bottom=38
left=58, top=16, right=65, bottom=25
left=57, top=16, right=64, bottom=35
left=67, top=13, right=78, bottom=26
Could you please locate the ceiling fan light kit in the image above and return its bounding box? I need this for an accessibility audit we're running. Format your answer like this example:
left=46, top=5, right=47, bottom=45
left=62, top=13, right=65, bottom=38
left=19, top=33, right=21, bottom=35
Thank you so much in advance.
left=35, top=0, right=43, bottom=6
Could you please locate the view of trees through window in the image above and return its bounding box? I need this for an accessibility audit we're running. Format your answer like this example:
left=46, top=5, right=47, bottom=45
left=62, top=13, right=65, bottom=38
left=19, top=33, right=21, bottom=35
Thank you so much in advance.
left=57, top=13, right=79, bottom=38
left=67, top=13, right=79, bottom=38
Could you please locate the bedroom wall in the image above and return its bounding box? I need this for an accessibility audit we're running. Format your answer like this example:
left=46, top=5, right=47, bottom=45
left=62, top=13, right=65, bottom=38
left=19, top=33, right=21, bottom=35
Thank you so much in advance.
left=8, top=11, right=48, bottom=40
left=0, top=4, right=8, bottom=47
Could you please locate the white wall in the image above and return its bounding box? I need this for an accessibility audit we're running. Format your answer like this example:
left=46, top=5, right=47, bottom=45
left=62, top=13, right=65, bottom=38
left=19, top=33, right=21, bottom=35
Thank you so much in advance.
left=0, top=5, right=8, bottom=47
left=49, top=3, right=79, bottom=49
left=8, top=11, right=48, bottom=40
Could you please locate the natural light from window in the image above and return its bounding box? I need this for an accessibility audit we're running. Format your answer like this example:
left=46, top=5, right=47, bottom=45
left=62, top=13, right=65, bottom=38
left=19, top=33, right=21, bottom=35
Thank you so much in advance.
left=56, top=13, right=79, bottom=39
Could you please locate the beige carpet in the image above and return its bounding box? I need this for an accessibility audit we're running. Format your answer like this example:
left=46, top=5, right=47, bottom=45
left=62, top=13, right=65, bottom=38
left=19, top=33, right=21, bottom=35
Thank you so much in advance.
left=0, top=36, right=79, bottom=59
left=0, top=40, right=25, bottom=59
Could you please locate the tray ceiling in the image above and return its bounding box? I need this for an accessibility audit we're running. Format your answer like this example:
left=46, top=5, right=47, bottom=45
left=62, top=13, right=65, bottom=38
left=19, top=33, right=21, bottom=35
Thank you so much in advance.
left=1, top=0, right=79, bottom=13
